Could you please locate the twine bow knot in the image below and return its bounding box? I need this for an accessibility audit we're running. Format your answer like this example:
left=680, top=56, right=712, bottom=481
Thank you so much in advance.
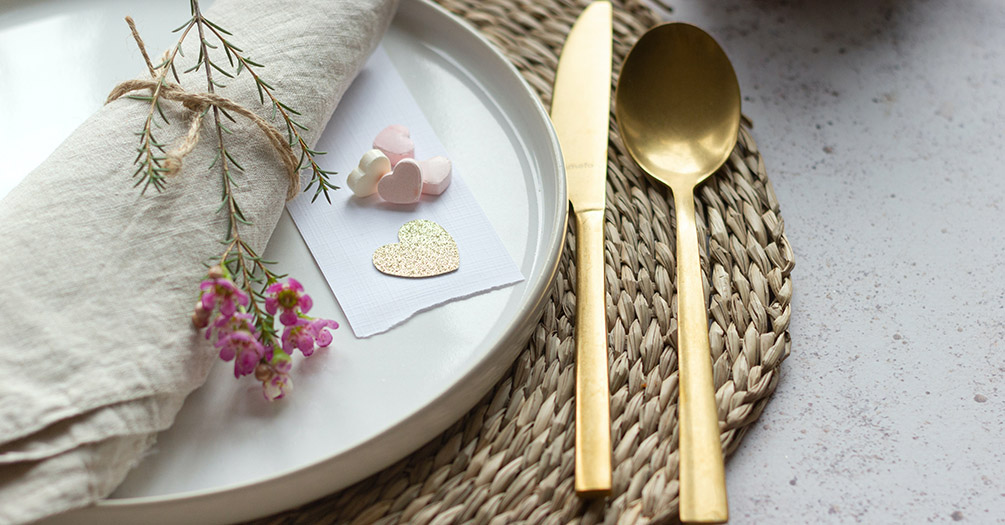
left=105, top=17, right=301, bottom=201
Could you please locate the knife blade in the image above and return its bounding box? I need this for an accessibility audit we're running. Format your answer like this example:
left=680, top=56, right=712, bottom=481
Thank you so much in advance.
left=549, top=0, right=613, bottom=497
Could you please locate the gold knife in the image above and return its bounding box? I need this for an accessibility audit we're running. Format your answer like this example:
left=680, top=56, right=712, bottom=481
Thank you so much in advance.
left=549, top=0, right=613, bottom=497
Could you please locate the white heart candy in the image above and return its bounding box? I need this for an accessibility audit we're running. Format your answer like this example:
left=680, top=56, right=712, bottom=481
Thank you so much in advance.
left=347, top=149, right=392, bottom=197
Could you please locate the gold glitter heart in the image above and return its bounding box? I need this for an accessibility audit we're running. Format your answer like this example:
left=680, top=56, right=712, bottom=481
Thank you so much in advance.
left=373, top=219, right=459, bottom=278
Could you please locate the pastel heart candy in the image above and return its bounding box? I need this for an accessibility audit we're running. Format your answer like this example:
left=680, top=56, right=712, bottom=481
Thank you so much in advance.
left=346, top=149, right=391, bottom=197
left=373, top=124, right=415, bottom=166
left=377, top=158, right=423, bottom=204
left=418, top=156, right=452, bottom=195
left=373, top=219, right=459, bottom=278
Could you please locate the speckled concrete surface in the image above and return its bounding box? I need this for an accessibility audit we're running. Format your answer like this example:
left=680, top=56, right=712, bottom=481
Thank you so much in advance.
left=654, top=0, right=1005, bottom=522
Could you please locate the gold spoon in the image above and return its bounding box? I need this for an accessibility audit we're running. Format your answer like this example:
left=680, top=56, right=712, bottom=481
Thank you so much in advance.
left=614, top=23, right=740, bottom=524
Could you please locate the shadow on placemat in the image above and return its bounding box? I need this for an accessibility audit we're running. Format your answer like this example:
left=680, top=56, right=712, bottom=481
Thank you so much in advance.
left=249, top=0, right=793, bottom=522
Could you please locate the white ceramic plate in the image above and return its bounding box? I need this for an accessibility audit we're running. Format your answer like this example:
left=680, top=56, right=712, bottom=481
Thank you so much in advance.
left=0, top=1, right=565, bottom=523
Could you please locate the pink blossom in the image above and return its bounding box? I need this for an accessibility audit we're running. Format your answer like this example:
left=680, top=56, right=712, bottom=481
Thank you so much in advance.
left=262, top=351, right=293, bottom=401
left=280, top=318, right=339, bottom=357
left=216, top=331, right=264, bottom=378
left=265, top=278, right=313, bottom=326
left=281, top=320, right=315, bottom=355
left=311, top=319, right=339, bottom=348
left=200, top=276, right=249, bottom=317
left=263, top=373, right=292, bottom=401
left=210, top=312, right=256, bottom=341
left=235, top=346, right=261, bottom=377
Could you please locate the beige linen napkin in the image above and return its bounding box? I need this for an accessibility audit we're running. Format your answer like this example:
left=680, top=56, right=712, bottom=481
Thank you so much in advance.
left=0, top=0, right=397, bottom=522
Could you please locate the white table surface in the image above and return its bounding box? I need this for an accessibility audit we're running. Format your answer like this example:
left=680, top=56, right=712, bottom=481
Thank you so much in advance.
left=658, top=1, right=1005, bottom=522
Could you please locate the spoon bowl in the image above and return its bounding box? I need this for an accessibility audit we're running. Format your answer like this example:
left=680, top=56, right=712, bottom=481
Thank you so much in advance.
left=616, top=23, right=740, bottom=190
left=615, top=23, right=740, bottom=524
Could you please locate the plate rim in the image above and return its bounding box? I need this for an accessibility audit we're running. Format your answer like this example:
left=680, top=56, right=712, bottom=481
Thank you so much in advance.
left=53, top=0, right=567, bottom=520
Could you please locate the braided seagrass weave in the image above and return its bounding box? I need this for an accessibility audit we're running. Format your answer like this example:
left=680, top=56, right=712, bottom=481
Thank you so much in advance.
left=252, top=0, right=793, bottom=522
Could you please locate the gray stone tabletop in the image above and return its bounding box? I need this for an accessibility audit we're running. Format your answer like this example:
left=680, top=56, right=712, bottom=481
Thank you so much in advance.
left=658, top=0, right=1005, bottom=522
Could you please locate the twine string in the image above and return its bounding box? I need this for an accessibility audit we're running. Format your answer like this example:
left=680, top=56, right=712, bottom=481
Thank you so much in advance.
left=106, top=17, right=300, bottom=201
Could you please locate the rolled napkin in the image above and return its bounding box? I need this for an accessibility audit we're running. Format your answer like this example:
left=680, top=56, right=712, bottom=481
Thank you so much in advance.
left=0, top=0, right=397, bottom=522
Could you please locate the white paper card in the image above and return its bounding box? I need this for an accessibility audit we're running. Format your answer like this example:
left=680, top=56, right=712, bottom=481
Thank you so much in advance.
left=287, top=48, right=524, bottom=337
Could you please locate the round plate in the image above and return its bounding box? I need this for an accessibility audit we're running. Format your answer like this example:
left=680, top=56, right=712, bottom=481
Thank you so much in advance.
left=0, top=1, right=565, bottom=523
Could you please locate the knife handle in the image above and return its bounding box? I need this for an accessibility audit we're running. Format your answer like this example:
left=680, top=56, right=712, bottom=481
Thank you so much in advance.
left=573, top=208, right=612, bottom=497
left=673, top=188, right=728, bottom=523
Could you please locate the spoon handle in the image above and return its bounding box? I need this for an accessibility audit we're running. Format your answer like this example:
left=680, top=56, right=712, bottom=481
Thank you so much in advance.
left=573, top=208, right=612, bottom=496
left=673, top=188, right=728, bottom=523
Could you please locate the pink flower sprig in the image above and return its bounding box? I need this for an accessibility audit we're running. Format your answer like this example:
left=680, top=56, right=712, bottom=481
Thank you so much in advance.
left=193, top=266, right=338, bottom=400
left=118, top=0, right=344, bottom=405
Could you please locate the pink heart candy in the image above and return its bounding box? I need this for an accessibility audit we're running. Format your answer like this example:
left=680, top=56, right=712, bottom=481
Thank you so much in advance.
left=373, top=124, right=415, bottom=166
left=418, top=156, right=452, bottom=195
left=377, top=158, right=423, bottom=204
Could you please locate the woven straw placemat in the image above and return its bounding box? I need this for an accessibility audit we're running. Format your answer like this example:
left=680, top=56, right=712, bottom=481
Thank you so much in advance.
left=252, top=0, right=793, bottom=522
